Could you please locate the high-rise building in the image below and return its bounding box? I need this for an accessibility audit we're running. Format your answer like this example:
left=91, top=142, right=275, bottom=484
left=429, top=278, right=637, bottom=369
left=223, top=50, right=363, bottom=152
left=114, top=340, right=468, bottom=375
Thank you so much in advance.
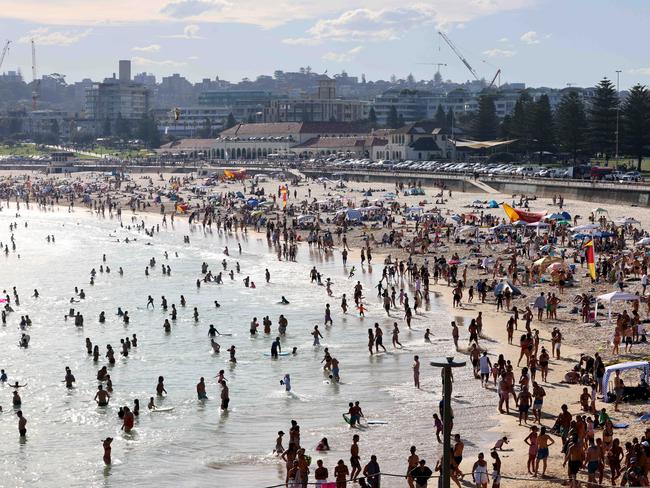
left=84, top=61, right=150, bottom=132
left=119, top=60, right=131, bottom=82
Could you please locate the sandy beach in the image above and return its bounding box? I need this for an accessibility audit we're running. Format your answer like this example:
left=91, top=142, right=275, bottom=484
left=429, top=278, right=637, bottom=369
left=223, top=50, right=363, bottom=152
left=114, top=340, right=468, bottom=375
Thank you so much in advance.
left=1, top=166, right=650, bottom=487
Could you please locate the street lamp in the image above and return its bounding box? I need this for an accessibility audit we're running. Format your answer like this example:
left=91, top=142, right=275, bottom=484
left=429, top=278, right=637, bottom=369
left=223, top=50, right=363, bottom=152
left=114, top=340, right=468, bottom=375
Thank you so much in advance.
left=430, top=356, right=466, bottom=488
left=616, top=70, right=622, bottom=167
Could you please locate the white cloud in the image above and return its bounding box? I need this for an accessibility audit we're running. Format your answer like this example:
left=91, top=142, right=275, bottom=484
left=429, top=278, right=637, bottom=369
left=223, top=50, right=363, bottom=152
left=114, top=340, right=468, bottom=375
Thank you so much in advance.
left=163, top=24, right=204, bottom=39
left=0, top=0, right=533, bottom=30
left=499, top=37, right=509, bottom=42
left=520, top=30, right=540, bottom=44
left=323, top=46, right=364, bottom=63
left=132, top=44, right=161, bottom=53
left=18, top=27, right=91, bottom=46
left=188, top=55, right=199, bottom=60
left=161, top=0, right=229, bottom=18
left=132, top=56, right=187, bottom=68
left=628, top=68, right=650, bottom=76
left=483, top=48, right=516, bottom=58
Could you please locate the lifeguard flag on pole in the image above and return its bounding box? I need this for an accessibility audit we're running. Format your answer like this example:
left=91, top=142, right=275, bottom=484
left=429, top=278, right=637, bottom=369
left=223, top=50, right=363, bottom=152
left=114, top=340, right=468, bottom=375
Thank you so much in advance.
left=281, top=187, right=288, bottom=208
left=583, top=239, right=596, bottom=280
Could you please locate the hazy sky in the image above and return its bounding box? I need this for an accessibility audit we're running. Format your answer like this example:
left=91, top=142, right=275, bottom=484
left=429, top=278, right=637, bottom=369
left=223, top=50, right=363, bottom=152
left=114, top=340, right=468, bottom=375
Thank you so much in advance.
left=0, top=0, right=648, bottom=88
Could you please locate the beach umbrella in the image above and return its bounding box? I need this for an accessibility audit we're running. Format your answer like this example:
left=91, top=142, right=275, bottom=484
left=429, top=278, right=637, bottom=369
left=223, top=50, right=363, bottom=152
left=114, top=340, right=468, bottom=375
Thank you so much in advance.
left=546, top=213, right=565, bottom=220
left=533, top=256, right=562, bottom=270
left=557, top=220, right=571, bottom=226
left=570, top=224, right=600, bottom=232
left=593, top=207, right=609, bottom=215
left=527, top=221, right=550, bottom=228
left=513, top=220, right=527, bottom=227
left=488, top=200, right=499, bottom=208
left=547, top=262, right=569, bottom=273
left=636, top=237, right=650, bottom=246
left=560, top=211, right=571, bottom=220
left=616, top=217, right=641, bottom=226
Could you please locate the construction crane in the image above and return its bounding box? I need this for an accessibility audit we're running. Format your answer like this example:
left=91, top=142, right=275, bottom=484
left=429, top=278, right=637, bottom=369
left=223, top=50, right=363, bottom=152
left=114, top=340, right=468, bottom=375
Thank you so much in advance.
left=31, top=38, right=39, bottom=110
left=438, top=31, right=479, bottom=81
left=0, top=40, right=10, bottom=71
left=487, top=69, right=501, bottom=89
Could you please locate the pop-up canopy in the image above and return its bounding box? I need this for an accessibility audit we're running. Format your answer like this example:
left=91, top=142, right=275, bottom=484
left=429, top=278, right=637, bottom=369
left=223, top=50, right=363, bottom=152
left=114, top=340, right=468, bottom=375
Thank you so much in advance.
left=596, top=291, right=641, bottom=323
left=602, top=361, right=650, bottom=402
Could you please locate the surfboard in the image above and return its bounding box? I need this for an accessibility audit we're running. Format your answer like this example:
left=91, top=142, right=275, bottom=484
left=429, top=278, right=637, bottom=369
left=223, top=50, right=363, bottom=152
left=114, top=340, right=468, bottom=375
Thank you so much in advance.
left=342, top=413, right=351, bottom=425
left=150, top=407, right=174, bottom=413
left=366, top=420, right=388, bottom=425
left=264, top=352, right=290, bottom=357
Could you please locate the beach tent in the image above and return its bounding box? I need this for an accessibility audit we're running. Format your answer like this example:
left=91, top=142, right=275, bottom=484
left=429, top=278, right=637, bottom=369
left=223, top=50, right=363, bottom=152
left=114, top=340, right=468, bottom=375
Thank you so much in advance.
left=596, top=291, right=641, bottom=323
left=494, top=280, right=522, bottom=296
left=339, top=209, right=361, bottom=222
left=488, top=200, right=499, bottom=208
left=602, top=361, right=650, bottom=402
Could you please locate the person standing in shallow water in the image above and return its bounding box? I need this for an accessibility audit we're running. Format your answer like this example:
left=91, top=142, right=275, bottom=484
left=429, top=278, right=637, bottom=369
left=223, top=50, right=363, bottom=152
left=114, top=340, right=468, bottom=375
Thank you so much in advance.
left=103, top=437, right=113, bottom=465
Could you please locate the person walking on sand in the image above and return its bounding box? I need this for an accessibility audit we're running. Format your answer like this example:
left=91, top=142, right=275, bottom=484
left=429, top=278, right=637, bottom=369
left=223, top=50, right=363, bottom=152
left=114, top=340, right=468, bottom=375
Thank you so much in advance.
left=534, top=426, right=554, bottom=477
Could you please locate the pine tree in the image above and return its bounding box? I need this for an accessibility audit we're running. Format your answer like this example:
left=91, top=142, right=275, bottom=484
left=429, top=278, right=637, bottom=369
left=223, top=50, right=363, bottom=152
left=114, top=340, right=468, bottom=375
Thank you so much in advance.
left=368, top=107, right=377, bottom=126
left=386, top=106, right=399, bottom=129
left=434, top=105, right=447, bottom=129
left=473, top=95, right=498, bottom=140
left=510, top=92, right=534, bottom=153
left=555, top=91, right=588, bottom=163
left=531, top=94, right=555, bottom=154
left=589, top=77, right=618, bottom=158
left=621, top=84, right=650, bottom=171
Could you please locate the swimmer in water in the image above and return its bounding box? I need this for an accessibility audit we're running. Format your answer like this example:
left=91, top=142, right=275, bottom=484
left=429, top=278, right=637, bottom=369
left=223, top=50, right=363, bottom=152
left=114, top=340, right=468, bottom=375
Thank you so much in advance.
left=211, top=339, right=221, bottom=353
left=156, top=376, right=167, bottom=396
left=281, top=296, right=290, bottom=304
left=94, top=384, right=110, bottom=406
left=103, top=437, right=113, bottom=465
left=227, top=345, right=237, bottom=363
left=197, top=377, right=208, bottom=400
left=281, top=374, right=291, bottom=392
left=214, top=300, right=221, bottom=308
left=147, top=397, right=157, bottom=410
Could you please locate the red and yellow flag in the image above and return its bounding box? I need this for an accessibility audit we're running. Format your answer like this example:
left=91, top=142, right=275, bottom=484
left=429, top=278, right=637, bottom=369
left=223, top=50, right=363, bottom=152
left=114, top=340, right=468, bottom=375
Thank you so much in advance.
left=281, top=187, right=288, bottom=208
left=583, top=239, right=596, bottom=280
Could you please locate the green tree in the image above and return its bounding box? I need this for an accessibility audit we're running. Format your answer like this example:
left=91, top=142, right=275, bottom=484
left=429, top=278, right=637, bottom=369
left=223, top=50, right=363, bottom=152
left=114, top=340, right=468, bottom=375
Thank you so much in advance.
left=198, top=117, right=213, bottom=138
left=621, top=84, right=650, bottom=171
left=589, top=77, right=618, bottom=158
left=510, top=92, right=534, bottom=153
left=473, top=95, right=498, bottom=140
left=386, top=105, right=399, bottom=129
left=368, top=107, right=377, bottom=126
left=555, top=91, right=588, bottom=162
left=115, top=114, right=131, bottom=140
left=434, top=104, right=447, bottom=129
left=531, top=94, right=555, bottom=154
left=136, top=115, right=160, bottom=148
left=225, top=112, right=237, bottom=129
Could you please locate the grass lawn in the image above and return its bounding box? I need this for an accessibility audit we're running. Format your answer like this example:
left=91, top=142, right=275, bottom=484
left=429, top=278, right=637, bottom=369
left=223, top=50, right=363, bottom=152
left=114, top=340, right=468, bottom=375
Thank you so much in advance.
left=0, top=143, right=51, bottom=157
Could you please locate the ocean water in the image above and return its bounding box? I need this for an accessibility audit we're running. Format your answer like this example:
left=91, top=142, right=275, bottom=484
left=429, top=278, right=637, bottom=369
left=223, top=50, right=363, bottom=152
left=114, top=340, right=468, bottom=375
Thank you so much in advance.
left=0, top=205, right=496, bottom=487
